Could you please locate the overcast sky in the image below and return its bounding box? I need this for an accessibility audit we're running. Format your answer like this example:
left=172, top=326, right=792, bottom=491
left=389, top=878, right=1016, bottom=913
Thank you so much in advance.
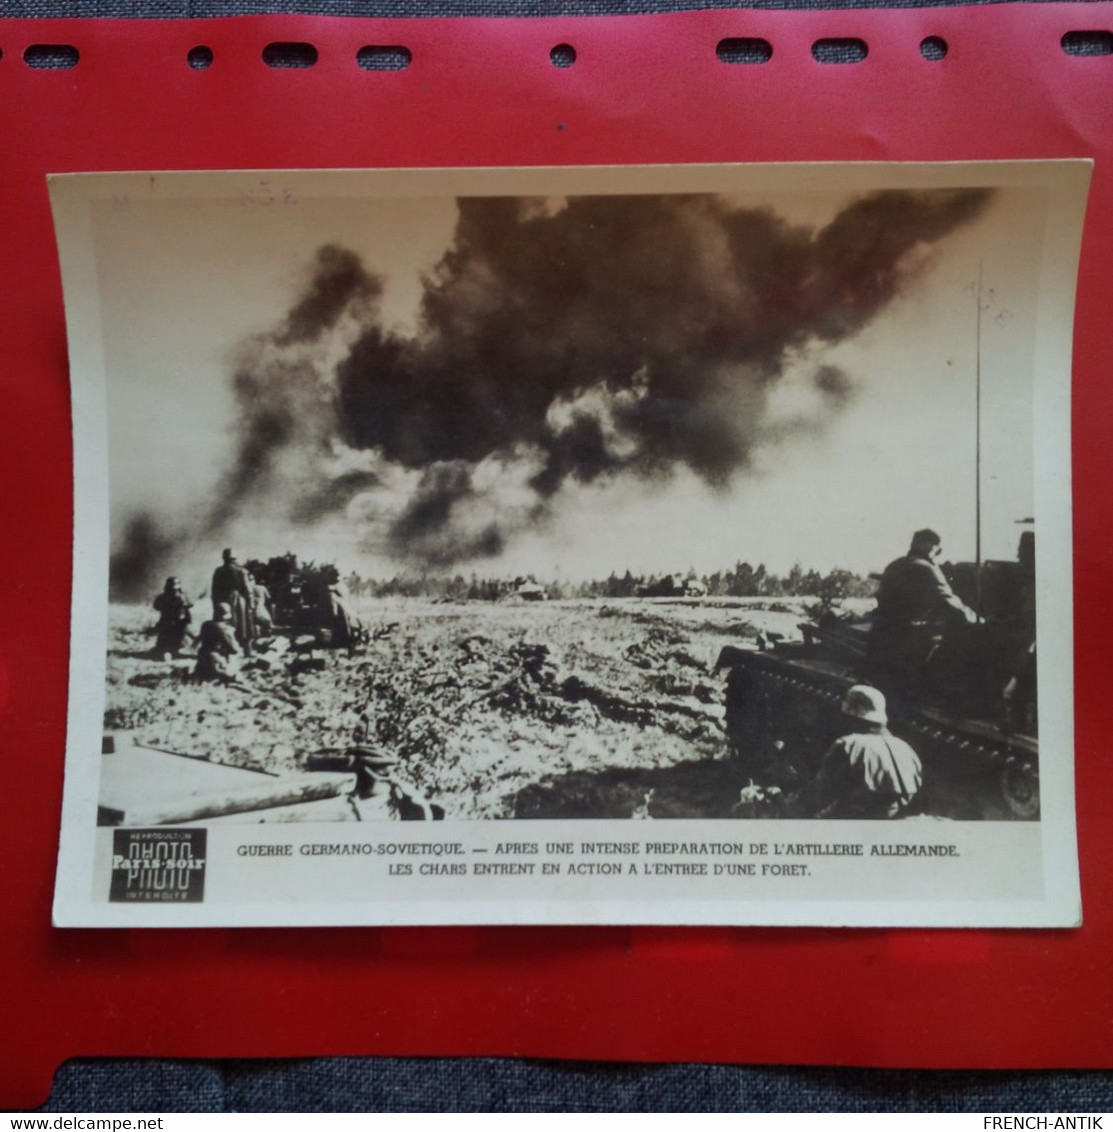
left=91, top=171, right=1046, bottom=591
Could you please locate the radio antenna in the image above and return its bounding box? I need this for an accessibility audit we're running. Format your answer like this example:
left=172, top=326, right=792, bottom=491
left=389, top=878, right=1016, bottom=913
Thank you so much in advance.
left=975, top=261, right=984, bottom=619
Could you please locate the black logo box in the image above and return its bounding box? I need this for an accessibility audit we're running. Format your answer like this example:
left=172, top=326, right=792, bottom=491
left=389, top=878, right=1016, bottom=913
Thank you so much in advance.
left=109, top=828, right=207, bottom=903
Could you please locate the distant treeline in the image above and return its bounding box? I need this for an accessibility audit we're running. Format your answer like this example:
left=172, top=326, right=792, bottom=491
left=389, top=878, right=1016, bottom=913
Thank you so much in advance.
left=342, top=563, right=876, bottom=604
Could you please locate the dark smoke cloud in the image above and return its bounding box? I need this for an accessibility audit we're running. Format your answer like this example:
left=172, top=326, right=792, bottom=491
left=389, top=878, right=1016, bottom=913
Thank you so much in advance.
left=110, top=513, right=177, bottom=602
left=202, top=363, right=299, bottom=534
left=275, top=245, right=378, bottom=347
left=813, top=364, right=854, bottom=406
left=388, top=460, right=505, bottom=566
left=806, top=190, right=991, bottom=343
left=336, top=189, right=991, bottom=500
left=202, top=246, right=384, bottom=534
left=289, top=469, right=382, bottom=525
left=530, top=410, right=620, bottom=498
left=158, top=187, right=992, bottom=579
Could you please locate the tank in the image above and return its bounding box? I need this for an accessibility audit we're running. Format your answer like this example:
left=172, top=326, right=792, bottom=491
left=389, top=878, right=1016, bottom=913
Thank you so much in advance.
left=715, top=542, right=1039, bottom=821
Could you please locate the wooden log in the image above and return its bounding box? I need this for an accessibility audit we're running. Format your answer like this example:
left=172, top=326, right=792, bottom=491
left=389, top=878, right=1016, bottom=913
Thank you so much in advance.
left=197, top=795, right=362, bottom=825
left=122, top=772, right=354, bottom=826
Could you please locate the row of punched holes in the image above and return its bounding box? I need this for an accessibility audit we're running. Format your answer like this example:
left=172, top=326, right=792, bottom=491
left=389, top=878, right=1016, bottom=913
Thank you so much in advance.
left=7, top=30, right=1113, bottom=71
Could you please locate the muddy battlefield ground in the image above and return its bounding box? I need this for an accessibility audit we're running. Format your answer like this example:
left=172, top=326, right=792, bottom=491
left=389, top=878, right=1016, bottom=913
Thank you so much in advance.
left=104, top=596, right=821, bottom=820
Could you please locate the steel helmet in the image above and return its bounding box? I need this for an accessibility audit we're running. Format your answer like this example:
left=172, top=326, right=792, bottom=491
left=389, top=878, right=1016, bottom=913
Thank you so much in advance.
left=841, top=684, right=888, bottom=726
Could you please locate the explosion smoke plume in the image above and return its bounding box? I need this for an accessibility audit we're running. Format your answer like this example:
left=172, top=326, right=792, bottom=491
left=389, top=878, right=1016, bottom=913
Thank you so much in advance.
left=110, top=188, right=992, bottom=596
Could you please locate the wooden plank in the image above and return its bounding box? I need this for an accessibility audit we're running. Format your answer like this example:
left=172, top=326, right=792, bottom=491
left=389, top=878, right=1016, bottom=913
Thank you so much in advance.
left=121, top=773, right=355, bottom=826
left=195, top=795, right=362, bottom=825
left=98, top=740, right=357, bottom=825
left=99, top=745, right=280, bottom=818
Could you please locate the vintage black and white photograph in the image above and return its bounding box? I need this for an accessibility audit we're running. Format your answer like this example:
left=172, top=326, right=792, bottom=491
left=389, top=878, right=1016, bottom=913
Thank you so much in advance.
left=52, top=164, right=1085, bottom=926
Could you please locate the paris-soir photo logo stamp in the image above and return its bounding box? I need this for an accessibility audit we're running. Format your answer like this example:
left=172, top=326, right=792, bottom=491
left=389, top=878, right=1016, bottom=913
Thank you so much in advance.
left=109, top=828, right=207, bottom=903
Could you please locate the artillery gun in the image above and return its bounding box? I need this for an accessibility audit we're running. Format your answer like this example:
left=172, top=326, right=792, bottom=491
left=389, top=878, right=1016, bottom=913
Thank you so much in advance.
left=245, top=554, right=363, bottom=647
left=715, top=537, right=1038, bottom=820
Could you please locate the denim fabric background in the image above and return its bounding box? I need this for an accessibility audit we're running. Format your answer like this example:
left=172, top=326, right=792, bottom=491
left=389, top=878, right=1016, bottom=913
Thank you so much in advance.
left=8, top=0, right=1113, bottom=1111
left=38, top=1060, right=1113, bottom=1112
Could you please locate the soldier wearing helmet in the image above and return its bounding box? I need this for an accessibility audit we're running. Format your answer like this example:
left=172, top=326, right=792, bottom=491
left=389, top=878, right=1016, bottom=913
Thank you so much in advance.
left=800, top=684, right=922, bottom=819
left=210, top=547, right=255, bottom=655
left=193, top=601, right=240, bottom=683
left=866, top=528, right=977, bottom=705
left=151, top=575, right=192, bottom=660
left=877, top=529, right=976, bottom=627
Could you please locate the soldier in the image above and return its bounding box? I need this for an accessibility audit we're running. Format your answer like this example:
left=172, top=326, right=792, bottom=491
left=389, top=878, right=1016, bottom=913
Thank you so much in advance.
left=193, top=602, right=240, bottom=683
left=324, top=579, right=363, bottom=648
left=151, top=576, right=192, bottom=659
left=250, top=575, right=274, bottom=637
left=866, top=528, right=976, bottom=704
left=210, top=548, right=255, bottom=654
left=801, top=684, right=922, bottom=819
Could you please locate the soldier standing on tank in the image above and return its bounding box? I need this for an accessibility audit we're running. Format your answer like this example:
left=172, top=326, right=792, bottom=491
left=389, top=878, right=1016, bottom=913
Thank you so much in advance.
left=151, top=576, right=192, bottom=659
left=211, top=548, right=255, bottom=655
left=866, top=528, right=977, bottom=706
left=798, top=684, right=923, bottom=819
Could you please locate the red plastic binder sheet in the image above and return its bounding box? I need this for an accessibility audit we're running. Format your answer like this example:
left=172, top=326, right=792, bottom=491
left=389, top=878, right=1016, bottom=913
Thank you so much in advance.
left=1, top=5, right=1112, bottom=1106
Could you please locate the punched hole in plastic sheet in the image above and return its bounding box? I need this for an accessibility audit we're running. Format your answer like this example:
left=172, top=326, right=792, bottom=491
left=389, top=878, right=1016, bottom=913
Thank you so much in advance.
left=717, top=38, right=773, bottom=65
left=812, top=37, right=868, bottom=64
left=550, top=43, right=576, bottom=68
left=357, top=45, right=412, bottom=71
left=920, top=36, right=947, bottom=61
left=1061, top=30, right=1113, bottom=56
left=24, top=44, right=79, bottom=70
left=262, top=42, right=318, bottom=69
left=187, top=45, right=214, bottom=70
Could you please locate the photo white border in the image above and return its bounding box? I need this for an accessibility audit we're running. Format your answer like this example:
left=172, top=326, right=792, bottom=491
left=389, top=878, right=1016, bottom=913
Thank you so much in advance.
left=50, top=161, right=1088, bottom=928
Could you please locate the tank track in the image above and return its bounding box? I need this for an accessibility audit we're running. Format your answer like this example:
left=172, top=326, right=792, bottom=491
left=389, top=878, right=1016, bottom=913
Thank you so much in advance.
left=719, top=647, right=1039, bottom=821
